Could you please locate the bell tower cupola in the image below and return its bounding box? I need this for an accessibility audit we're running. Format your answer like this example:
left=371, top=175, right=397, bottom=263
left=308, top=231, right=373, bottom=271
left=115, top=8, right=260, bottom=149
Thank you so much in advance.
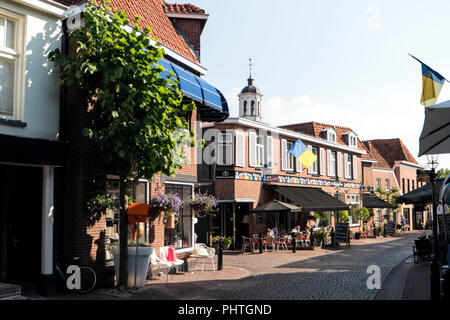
left=238, top=58, right=263, bottom=122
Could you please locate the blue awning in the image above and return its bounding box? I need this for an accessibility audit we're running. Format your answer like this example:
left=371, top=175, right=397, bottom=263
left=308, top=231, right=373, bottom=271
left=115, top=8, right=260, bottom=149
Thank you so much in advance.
left=157, top=59, right=228, bottom=114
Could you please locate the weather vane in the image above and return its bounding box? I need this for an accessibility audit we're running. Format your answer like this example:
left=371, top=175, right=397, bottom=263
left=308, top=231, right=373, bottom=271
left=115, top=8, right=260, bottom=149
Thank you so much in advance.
left=249, top=58, right=253, bottom=78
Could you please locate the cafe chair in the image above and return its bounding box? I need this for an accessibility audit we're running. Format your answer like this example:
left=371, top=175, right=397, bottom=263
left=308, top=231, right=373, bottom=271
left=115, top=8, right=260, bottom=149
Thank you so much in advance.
left=241, top=236, right=257, bottom=254
left=148, top=250, right=172, bottom=281
left=160, top=246, right=184, bottom=280
left=274, top=235, right=288, bottom=251
left=264, top=236, right=276, bottom=252
left=194, top=243, right=216, bottom=272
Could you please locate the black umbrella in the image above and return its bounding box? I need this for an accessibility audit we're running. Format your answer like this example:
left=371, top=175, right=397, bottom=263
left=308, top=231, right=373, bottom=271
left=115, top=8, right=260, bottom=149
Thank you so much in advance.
left=396, top=178, right=445, bottom=204
left=419, top=100, right=450, bottom=156
left=251, top=200, right=302, bottom=213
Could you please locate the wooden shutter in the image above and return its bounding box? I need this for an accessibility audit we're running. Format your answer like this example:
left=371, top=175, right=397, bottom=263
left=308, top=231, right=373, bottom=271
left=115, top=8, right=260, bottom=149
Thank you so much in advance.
left=235, top=131, right=245, bottom=167
left=249, top=131, right=256, bottom=167
left=266, top=135, right=273, bottom=168
left=281, top=139, right=287, bottom=171
left=337, top=152, right=342, bottom=178
left=320, top=148, right=325, bottom=176
left=353, top=155, right=358, bottom=179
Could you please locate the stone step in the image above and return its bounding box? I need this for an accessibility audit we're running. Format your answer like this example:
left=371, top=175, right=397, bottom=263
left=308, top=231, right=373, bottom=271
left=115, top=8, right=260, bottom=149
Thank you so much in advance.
left=0, top=282, right=22, bottom=300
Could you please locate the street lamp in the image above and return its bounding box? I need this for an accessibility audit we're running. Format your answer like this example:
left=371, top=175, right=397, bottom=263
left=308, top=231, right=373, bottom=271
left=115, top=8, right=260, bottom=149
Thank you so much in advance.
left=426, top=154, right=440, bottom=301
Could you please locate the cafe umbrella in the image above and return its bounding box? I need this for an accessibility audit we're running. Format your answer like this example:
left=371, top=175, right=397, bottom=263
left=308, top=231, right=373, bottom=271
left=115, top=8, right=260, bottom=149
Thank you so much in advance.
left=418, top=100, right=450, bottom=156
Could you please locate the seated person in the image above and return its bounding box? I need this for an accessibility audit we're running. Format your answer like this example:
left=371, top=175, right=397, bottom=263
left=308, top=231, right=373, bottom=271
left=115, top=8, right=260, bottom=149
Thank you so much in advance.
left=267, top=228, right=275, bottom=237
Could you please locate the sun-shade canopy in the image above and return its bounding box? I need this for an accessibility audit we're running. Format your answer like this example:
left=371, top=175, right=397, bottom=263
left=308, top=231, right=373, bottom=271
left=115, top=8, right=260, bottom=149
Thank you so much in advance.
left=362, top=193, right=392, bottom=209
left=419, top=100, right=450, bottom=156
left=396, top=178, right=445, bottom=205
left=158, top=59, right=229, bottom=114
left=268, top=185, right=349, bottom=212
left=251, top=200, right=302, bottom=213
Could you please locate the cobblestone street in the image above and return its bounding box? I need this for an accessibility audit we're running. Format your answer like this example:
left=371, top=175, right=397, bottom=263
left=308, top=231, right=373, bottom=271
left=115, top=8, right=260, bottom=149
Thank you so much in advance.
left=127, top=230, right=425, bottom=300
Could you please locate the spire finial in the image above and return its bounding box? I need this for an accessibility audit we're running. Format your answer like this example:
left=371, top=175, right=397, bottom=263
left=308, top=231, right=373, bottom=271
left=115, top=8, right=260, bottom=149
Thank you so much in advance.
left=248, top=58, right=253, bottom=78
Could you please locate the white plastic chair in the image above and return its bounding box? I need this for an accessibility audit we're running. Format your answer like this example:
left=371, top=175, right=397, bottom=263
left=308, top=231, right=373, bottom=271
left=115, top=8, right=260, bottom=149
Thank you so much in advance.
left=160, top=246, right=184, bottom=278
left=194, top=243, right=215, bottom=272
left=149, top=250, right=172, bottom=280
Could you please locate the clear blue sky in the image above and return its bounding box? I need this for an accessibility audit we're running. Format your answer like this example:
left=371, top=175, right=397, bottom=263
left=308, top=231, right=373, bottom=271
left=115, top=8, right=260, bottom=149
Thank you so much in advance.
left=178, top=0, right=450, bottom=171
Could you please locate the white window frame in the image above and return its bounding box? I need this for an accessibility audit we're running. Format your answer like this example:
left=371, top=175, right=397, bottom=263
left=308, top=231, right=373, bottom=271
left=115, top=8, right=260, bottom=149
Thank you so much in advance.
left=266, top=135, right=273, bottom=169
left=235, top=130, right=245, bottom=168
left=327, top=150, right=336, bottom=177
left=385, top=179, right=390, bottom=191
left=0, top=9, right=25, bottom=121
left=217, top=132, right=233, bottom=166
left=309, top=146, right=319, bottom=175
left=347, top=194, right=360, bottom=225
left=345, top=154, right=353, bottom=179
left=256, top=134, right=265, bottom=168
left=285, top=141, right=295, bottom=172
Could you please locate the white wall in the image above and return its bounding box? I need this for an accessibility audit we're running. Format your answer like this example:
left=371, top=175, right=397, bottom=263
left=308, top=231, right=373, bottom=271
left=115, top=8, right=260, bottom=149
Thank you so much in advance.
left=0, top=0, right=61, bottom=141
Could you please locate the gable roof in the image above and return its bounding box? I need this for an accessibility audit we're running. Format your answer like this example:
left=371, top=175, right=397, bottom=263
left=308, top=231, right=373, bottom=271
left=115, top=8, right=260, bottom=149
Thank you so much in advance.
left=279, top=122, right=376, bottom=161
left=53, top=0, right=198, bottom=63
left=362, top=138, right=418, bottom=168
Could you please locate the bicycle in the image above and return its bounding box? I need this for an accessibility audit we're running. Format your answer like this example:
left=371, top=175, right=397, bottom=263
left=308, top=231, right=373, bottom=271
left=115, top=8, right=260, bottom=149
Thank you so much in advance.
left=55, top=257, right=97, bottom=294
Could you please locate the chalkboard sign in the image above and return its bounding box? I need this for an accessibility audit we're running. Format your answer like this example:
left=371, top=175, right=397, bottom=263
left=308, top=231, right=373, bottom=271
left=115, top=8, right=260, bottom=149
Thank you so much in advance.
left=386, top=221, right=396, bottom=237
left=335, top=222, right=350, bottom=246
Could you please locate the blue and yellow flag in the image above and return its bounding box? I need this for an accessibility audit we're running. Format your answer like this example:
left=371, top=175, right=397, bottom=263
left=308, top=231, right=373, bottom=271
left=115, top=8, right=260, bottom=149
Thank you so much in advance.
left=288, top=139, right=317, bottom=168
left=410, top=54, right=447, bottom=107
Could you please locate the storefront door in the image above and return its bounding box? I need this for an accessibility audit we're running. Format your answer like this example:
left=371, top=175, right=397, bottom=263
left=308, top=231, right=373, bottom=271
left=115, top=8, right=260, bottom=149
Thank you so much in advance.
left=0, top=165, right=42, bottom=283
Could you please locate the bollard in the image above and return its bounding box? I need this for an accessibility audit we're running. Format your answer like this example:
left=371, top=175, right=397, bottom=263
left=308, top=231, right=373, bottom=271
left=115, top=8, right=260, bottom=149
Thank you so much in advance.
left=259, top=233, right=263, bottom=254
left=292, top=232, right=296, bottom=253
left=218, top=238, right=223, bottom=271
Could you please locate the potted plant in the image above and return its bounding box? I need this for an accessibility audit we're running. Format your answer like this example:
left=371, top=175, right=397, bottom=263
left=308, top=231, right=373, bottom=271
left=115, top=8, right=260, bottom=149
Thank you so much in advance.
left=150, top=192, right=184, bottom=229
left=212, top=236, right=232, bottom=250
left=111, top=240, right=153, bottom=288
left=190, top=193, right=218, bottom=217
left=354, top=232, right=362, bottom=240
left=312, top=230, right=327, bottom=246
left=375, top=226, right=384, bottom=237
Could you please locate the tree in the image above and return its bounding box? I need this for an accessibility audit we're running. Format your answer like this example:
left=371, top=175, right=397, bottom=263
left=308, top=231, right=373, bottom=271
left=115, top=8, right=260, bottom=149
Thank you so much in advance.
left=353, top=206, right=370, bottom=230
left=337, top=210, right=349, bottom=222
left=49, top=0, right=196, bottom=288
left=437, top=168, right=450, bottom=179
left=375, top=186, right=400, bottom=223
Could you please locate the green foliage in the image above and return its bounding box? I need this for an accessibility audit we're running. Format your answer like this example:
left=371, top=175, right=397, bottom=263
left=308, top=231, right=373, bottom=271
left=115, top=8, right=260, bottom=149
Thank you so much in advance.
left=313, top=230, right=328, bottom=240
left=337, top=210, right=349, bottom=222
left=314, top=211, right=329, bottom=226
left=49, top=0, right=197, bottom=182
left=353, top=207, right=370, bottom=223
left=375, top=186, right=400, bottom=211
left=437, top=168, right=450, bottom=179
left=212, top=236, right=232, bottom=246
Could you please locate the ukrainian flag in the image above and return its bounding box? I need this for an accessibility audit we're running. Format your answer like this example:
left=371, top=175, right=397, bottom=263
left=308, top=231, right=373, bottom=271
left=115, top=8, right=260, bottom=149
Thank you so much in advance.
left=410, top=54, right=447, bottom=107
left=289, top=139, right=317, bottom=169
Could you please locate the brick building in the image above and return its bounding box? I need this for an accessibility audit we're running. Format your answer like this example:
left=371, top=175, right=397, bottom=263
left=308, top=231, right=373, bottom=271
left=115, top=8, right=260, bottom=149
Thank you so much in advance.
left=362, top=139, right=428, bottom=230
left=198, top=76, right=393, bottom=248
left=3, top=0, right=228, bottom=294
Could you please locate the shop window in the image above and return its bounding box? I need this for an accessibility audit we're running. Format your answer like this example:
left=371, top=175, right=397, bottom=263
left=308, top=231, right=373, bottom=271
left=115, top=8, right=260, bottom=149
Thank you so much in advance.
left=347, top=194, right=360, bottom=225
left=165, top=184, right=192, bottom=249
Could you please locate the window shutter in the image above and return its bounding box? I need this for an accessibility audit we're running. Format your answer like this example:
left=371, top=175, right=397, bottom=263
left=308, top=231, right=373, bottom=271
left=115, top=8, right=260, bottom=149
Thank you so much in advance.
left=249, top=131, right=256, bottom=167
left=281, top=139, right=287, bottom=171
left=327, top=150, right=332, bottom=177
left=337, top=152, right=342, bottom=178
left=305, top=145, right=312, bottom=173
left=266, top=135, right=273, bottom=168
left=353, top=155, right=358, bottom=179
left=344, top=153, right=349, bottom=178
left=319, top=148, right=325, bottom=176
left=235, top=131, right=245, bottom=167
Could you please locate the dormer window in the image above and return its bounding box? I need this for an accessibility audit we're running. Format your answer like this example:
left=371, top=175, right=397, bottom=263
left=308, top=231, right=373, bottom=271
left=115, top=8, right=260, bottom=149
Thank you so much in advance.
left=321, top=128, right=337, bottom=143
left=343, top=132, right=357, bottom=147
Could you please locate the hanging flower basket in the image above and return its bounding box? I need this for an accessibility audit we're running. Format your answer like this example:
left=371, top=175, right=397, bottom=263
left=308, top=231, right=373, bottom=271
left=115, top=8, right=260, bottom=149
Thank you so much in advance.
left=165, top=212, right=176, bottom=229
left=189, top=193, right=218, bottom=217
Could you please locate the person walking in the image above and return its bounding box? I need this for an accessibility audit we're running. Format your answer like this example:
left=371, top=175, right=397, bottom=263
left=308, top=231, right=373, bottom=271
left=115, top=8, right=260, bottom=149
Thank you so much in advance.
left=401, top=216, right=406, bottom=232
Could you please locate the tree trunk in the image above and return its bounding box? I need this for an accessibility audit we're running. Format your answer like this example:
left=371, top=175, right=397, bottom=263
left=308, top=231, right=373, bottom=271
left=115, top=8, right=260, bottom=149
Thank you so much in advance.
left=119, top=176, right=129, bottom=289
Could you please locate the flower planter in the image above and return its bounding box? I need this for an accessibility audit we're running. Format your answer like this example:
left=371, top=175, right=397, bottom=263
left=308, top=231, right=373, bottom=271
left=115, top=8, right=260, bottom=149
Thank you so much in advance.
left=192, top=204, right=206, bottom=213
left=111, top=246, right=152, bottom=288
left=354, top=233, right=361, bottom=240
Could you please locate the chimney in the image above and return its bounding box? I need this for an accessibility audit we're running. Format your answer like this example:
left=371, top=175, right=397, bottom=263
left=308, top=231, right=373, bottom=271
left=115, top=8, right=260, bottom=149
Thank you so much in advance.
left=163, top=3, right=209, bottom=61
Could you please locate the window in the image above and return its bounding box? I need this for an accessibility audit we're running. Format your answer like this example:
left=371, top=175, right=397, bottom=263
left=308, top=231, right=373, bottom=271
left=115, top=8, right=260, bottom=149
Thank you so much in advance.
left=256, top=135, right=265, bottom=167
left=217, top=132, right=233, bottom=166
left=345, top=154, right=353, bottom=179
left=243, top=101, right=247, bottom=115
left=165, top=184, right=193, bottom=249
left=328, top=131, right=336, bottom=143
left=0, top=14, right=18, bottom=117
left=412, top=180, right=415, bottom=190
left=402, top=178, right=405, bottom=194
left=328, top=150, right=337, bottom=177
left=285, top=141, right=295, bottom=171
left=407, top=179, right=410, bottom=192
left=376, top=178, right=381, bottom=187
left=251, top=101, right=255, bottom=115
left=350, top=135, right=357, bottom=147
left=309, top=146, right=319, bottom=174
left=385, top=179, right=390, bottom=191
left=347, top=194, right=360, bottom=225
